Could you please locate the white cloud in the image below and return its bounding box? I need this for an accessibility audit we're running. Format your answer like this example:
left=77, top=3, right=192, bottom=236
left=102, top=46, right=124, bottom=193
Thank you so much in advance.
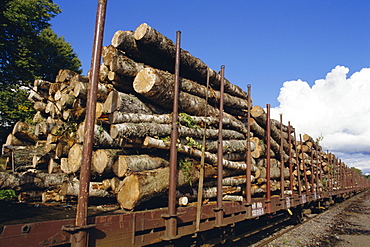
left=271, top=65, right=370, bottom=173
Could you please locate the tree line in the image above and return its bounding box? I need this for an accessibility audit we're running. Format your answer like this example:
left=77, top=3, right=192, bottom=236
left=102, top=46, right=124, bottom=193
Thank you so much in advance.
left=0, top=0, right=81, bottom=144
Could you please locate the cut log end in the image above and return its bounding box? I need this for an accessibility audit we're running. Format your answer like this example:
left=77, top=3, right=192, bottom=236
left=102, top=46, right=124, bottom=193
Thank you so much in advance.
left=117, top=175, right=140, bottom=210
left=133, top=23, right=149, bottom=41
left=133, top=68, right=159, bottom=94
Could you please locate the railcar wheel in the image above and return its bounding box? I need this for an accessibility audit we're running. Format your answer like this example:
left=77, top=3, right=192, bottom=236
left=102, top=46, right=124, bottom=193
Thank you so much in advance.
left=290, top=207, right=304, bottom=225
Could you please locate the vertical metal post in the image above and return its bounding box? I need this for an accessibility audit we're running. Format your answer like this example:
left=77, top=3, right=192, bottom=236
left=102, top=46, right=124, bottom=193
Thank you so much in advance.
left=327, top=151, right=332, bottom=192
left=293, top=130, right=302, bottom=197
left=265, top=104, right=271, bottom=213
left=287, top=122, right=294, bottom=194
left=245, top=85, right=252, bottom=206
left=310, top=147, right=315, bottom=194
left=195, top=68, right=210, bottom=232
left=71, top=1, right=107, bottom=246
left=279, top=114, right=285, bottom=200
left=165, top=30, right=181, bottom=239
left=214, top=65, right=225, bottom=227
left=299, top=135, right=309, bottom=195
left=317, top=150, right=323, bottom=190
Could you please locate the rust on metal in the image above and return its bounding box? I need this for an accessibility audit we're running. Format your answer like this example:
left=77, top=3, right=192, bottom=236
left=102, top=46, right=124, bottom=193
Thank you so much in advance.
left=195, top=68, right=210, bottom=232
left=245, top=84, right=252, bottom=207
left=293, top=129, right=302, bottom=197
left=287, top=122, right=294, bottom=194
left=165, top=30, right=182, bottom=240
left=214, top=65, right=225, bottom=227
left=72, top=0, right=107, bottom=246
left=265, top=104, right=271, bottom=213
left=299, top=134, right=309, bottom=196
left=279, top=114, right=285, bottom=200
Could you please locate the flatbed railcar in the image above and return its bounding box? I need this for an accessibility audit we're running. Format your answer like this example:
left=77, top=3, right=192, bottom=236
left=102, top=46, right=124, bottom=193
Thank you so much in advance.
left=0, top=153, right=369, bottom=247
left=1, top=5, right=370, bottom=246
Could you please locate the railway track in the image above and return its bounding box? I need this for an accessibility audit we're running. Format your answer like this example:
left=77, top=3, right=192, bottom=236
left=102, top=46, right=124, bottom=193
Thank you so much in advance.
left=226, top=190, right=370, bottom=247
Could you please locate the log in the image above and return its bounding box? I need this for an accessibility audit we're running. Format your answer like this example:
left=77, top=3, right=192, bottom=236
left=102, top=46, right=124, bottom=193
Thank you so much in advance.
left=205, top=139, right=255, bottom=153
left=108, top=112, right=247, bottom=134
left=28, top=86, right=45, bottom=102
left=56, top=69, right=78, bottom=83
left=5, top=134, right=33, bottom=146
left=60, top=180, right=111, bottom=197
left=33, top=111, right=47, bottom=124
left=33, top=101, right=47, bottom=112
left=108, top=53, right=248, bottom=111
left=103, top=90, right=153, bottom=114
left=222, top=175, right=255, bottom=186
left=258, top=167, right=290, bottom=180
left=48, top=159, right=61, bottom=173
left=72, top=80, right=114, bottom=102
left=12, top=122, right=37, bottom=143
left=133, top=23, right=247, bottom=99
left=142, top=136, right=258, bottom=171
left=55, top=141, right=70, bottom=158
left=133, top=68, right=243, bottom=123
left=251, top=105, right=289, bottom=153
left=183, top=186, right=243, bottom=199
left=92, top=149, right=124, bottom=174
left=117, top=166, right=198, bottom=210
left=111, top=123, right=245, bottom=140
left=34, top=79, right=51, bottom=91
left=0, top=172, right=69, bottom=190
left=112, top=154, right=169, bottom=178
left=34, top=122, right=55, bottom=139
left=111, top=30, right=142, bottom=60
left=76, top=122, right=124, bottom=148
left=63, top=144, right=83, bottom=174
left=107, top=72, right=135, bottom=93
left=257, top=158, right=281, bottom=168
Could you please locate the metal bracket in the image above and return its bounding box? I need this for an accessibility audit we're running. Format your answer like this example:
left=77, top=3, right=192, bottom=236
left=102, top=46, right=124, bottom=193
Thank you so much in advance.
left=62, top=224, right=96, bottom=233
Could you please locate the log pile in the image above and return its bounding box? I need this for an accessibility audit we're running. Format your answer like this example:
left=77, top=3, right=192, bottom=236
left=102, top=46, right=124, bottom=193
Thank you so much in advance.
left=1, top=23, right=340, bottom=210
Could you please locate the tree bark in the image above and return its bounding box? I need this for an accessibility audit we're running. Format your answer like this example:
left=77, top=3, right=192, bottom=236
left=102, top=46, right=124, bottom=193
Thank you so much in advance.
left=0, top=172, right=69, bottom=190
left=103, top=90, right=153, bottom=114
left=133, top=23, right=247, bottom=99
left=133, top=68, right=244, bottom=123
left=142, top=136, right=258, bottom=172
left=112, top=154, right=169, bottom=178
left=111, top=123, right=245, bottom=140
left=108, top=112, right=247, bottom=134
left=92, top=149, right=125, bottom=174
left=107, top=53, right=248, bottom=112
left=12, top=122, right=37, bottom=144
left=60, top=180, right=111, bottom=197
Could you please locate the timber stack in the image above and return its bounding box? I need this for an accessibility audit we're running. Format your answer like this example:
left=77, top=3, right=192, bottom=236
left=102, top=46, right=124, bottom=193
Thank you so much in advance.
left=1, top=23, right=343, bottom=210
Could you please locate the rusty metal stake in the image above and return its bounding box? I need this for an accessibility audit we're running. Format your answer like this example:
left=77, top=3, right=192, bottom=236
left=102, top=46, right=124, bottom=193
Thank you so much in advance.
left=214, top=65, right=225, bottom=228
left=163, top=30, right=181, bottom=240
left=266, top=104, right=271, bottom=213
left=310, top=147, right=315, bottom=194
left=70, top=1, right=107, bottom=246
left=299, top=134, right=309, bottom=196
left=245, top=85, right=252, bottom=207
left=195, top=68, right=210, bottom=232
left=293, top=129, right=302, bottom=197
left=279, top=114, right=285, bottom=201
left=287, top=122, right=294, bottom=194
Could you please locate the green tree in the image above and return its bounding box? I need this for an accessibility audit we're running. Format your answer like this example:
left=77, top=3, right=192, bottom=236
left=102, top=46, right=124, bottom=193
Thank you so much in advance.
left=351, top=167, right=362, bottom=176
left=0, top=0, right=82, bottom=143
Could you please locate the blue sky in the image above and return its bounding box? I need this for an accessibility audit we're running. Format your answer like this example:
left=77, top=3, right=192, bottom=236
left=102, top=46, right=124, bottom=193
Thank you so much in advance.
left=50, top=1, right=370, bottom=174
left=51, top=0, right=370, bottom=108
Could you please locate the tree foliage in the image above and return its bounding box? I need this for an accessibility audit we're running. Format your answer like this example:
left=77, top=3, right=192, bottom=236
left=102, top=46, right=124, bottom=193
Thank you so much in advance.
left=0, top=0, right=82, bottom=142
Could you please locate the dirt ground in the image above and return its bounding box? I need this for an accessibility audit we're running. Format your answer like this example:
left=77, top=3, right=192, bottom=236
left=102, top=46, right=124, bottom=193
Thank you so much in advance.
left=266, top=189, right=370, bottom=247
left=325, top=191, right=370, bottom=247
